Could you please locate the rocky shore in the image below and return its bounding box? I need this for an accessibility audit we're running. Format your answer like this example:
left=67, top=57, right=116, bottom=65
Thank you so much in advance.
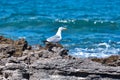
left=0, top=36, right=120, bottom=80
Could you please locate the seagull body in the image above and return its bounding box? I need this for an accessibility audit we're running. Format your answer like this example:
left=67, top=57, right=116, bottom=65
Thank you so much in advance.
left=46, top=27, right=66, bottom=43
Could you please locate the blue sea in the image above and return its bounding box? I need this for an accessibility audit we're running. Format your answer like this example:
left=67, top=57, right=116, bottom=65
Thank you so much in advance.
left=0, top=0, right=120, bottom=58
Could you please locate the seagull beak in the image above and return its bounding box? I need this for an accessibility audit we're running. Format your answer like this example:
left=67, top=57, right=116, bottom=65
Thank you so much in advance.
left=63, top=28, right=67, bottom=30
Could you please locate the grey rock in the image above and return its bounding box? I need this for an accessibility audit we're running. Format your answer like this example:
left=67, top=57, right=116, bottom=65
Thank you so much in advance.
left=0, top=36, right=120, bottom=80
left=0, top=44, right=15, bottom=57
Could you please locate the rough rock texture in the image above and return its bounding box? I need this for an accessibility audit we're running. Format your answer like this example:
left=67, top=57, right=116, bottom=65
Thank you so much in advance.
left=13, top=38, right=28, bottom=57
left=0, top=36, right=28, bottom=57
left=0, top=36, right=120, bottom=80
left=91, top=55, right=120, bottom=66
left=0, top=36, right=14, bottom=44
left=0, top=44, right=15, bottom=58
left=29, top=52, right=120, bottom=80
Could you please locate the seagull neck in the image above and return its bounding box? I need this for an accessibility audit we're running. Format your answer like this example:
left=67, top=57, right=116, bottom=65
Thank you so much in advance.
left=56, top=29, right=61, bottom=37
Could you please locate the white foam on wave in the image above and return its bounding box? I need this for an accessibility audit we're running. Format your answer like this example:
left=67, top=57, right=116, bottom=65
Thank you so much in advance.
left=93, top=20, right=105, bottom=24
left=69, top=42, right=120, bottom=58
left=55, top=19, right=115, bottom=25
left=70, top=47, right=119, bottom=58
left=98, top=42, right=110, bottom=48
left=29, top=16, right=39, bottom=20
left=83, top=18, right=89, bottom=22
left=117, top=42, right=120, bottom=44
left=93, top=20, right=116, bottom=25
left=18, top=36, right=26, bottom=39
left=94, top=21, right=97, bottom=24
left=110, top=21, right=114, bottom=23
left=55, top=19, right=75, bottom=23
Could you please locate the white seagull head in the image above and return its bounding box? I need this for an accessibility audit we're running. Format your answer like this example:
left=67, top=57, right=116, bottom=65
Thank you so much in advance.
left=58, top=27, right=67, bottom=31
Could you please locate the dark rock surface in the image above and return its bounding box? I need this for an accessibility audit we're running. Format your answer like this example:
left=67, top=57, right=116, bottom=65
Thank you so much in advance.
left=0, top=36, right=28, bottom=57
left=91, top=55, right=120, bottom=67
left=0, top=36, right=120, bottom=80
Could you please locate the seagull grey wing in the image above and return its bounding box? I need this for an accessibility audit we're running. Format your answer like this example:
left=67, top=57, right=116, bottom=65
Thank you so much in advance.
left=47, top=35, right=61, bottom=43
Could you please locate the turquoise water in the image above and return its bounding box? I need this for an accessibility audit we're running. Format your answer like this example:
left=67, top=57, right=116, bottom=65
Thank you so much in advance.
left=0, top=0, right=120, bottom=57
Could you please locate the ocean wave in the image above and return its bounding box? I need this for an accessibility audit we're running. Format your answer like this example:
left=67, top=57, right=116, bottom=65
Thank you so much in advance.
left=69, top=41, right=120, bottom=58
left=0, top=15, right=119, bottom=29
left=54, top=19, right=120, bottom=33
left=55, top=19, right=117, bottom=26
left=70, top=47, right=120, bottom=58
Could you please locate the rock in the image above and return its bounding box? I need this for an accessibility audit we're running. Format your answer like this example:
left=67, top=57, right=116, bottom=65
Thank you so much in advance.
left=87, top=75, right=101, bottom=80
left=0, top=44, right=15, bottom=58
left=0, top=36, right=14, bottom=44
left=5, top=63, right=26, bottom=70
left=14, top=38, right=28, bottom=51
left=91, top=55, right=120, bottom=66
left=29, top=71, right=50, bottom=80
left=44, top=42, right=63, bottom=52
left=57, top=48, right=68, bottom=56
left=3, top=70, right=23, bottom=80
left=17, top=55, right=28, bottom=61
left=0, top=36, right=29, bottom=57
left=30, top=56, right=120, bottom=80
left=2, top=69, right=29, bottom=80
left=0, top=36, right=120, bottom=80
left=13, top=38, right=28, bottom=57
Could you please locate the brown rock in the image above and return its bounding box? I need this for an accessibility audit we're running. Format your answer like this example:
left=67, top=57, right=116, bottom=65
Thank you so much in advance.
left=0, top=36, right=14, bottom=44
left=0, top=44, right=15, bottom=58
left=0, top=36, right=28, bottom=57
left=13, top=38, right=28, bottom=57
left=91, top=55, right=120, bottom=66
left=44, top=42, right=63, bottom=52
left=14, top=38, right=28, bottom=51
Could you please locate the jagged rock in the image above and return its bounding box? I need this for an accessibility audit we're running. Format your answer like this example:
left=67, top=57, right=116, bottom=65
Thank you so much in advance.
left=2, top=69, right=29, bottom=80
left=91, top=55, right=120, bottom=66
left=0, top=36, right=14, bottom=44
left=0, top=44, right=15, bottom=58
left=0, top=36, right=29, bottom=57
left=17, top=55, right=28, bottom=61
left=0, top=36, right=120, bottom=80
left=3, top=70, right=22, bottom=80
left=87, top=75, right=101, bottom=80
left=44, top=42, right=63, bottom=52
left=30, top=55, right=120, bottom=80
left=14, top=38, right=28, bottom=51
left=5, top=63, right=27, bottom=70
left=13, top=38, right=28, bottom=57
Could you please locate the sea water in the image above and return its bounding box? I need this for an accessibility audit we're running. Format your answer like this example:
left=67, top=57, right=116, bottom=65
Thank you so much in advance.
left=0, top=0, right=120, bottom=58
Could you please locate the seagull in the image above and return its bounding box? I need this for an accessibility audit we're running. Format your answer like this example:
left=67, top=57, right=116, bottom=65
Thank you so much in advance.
left=46, top=27, right=67, bottom=43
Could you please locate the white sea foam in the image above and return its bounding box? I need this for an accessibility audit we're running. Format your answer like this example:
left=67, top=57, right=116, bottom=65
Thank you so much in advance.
left=110, top=21, right=114, bottom=23
left=29, top=16, right=38, bottom=20
left=18, top=36, right=26, bottom=39
left=83, top=19, right=89, bottom=22
left=94, top=21, right=97, bottom=24
left=70, top=43, right=120, bottom=58
left=93, top=20, right=104, bottom=24
left=55, top=19, right=75, bottom=23
left=98, top=42, right=110, bottom=48
left=70, top=48, right=110, bottom=58
left=117, top=42, right=120, bottom=44
left=100, top=21, right=103, bottom=23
